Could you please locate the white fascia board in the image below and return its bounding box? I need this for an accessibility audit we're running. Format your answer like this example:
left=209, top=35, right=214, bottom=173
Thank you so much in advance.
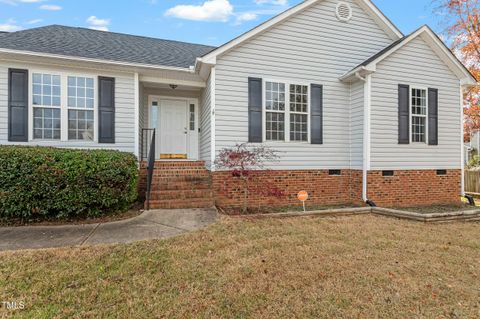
left=0, top=48, right=196, bottom=74
left=139, top=75, right=206, bottom=88
left=356, top=0, right=403, bottom=40
left=201, top=0, right=402, bottom=64
left=340, top=26, right=477, bottom=84
left=201, top=0, right=318, bottom=64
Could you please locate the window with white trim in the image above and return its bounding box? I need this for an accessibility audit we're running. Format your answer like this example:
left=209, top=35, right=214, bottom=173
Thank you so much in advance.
left=67, top=76, right=94, bottom=141
left=32, top=73, right=61, bottom=140
left=265, top=82, right=286, bottom=141
left=265, top=81, right=309, bottom=142
left=411, top=88, right=427, bottom=143
left=189, top=104, right=195, bottom=131
left=289, top=84, right=308, bottom=142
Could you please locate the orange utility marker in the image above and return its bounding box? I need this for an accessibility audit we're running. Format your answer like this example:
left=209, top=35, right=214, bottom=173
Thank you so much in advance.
left=297, top=191, right=309, bottom=212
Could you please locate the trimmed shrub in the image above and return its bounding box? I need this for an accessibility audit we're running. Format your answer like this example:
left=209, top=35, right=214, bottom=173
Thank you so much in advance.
left=0, top=146, right=138, bottom=221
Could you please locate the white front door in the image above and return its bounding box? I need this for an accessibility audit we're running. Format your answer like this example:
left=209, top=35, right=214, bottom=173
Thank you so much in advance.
left=159, top=99, right=188, bottom=158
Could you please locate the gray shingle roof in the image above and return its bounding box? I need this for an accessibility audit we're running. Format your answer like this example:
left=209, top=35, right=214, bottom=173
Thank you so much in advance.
left=356, top=36, right=407, bottom=67
left=0, top=25, right=216, bottom=68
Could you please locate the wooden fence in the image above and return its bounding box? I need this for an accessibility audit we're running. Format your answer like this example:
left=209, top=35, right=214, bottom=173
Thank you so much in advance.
left=465, top=170, right=480, bottom=194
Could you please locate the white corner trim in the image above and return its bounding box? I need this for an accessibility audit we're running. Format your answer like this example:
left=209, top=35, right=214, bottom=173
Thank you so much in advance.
left=201, top=0, right=402, bottom=64
left=460, top=83, right=465, bottom=196
left=210, top=67, right=216, bottom=171
left=134, top=72, right=140, bottom=159
left=362, top=73, right=372, bottom=202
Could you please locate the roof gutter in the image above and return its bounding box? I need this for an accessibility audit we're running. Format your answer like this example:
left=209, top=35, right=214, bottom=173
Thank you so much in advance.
left=340, top=66, right=375, bottom=83
left=0, top=48, right=197, bottom=73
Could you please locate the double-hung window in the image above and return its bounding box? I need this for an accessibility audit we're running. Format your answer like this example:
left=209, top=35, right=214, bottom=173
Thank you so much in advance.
left=265, top=82, right=286, bottom=141
left=289, top=84, right=308, bottom=142
left=265, top=81, right=309, bottom=142
left=31, top=72, right=96, bottom=142
left=32, top=73, right=62, bottom=140
left=411, top=88, right=427, bottom=143
left=68, top=76, right=95, bottom=141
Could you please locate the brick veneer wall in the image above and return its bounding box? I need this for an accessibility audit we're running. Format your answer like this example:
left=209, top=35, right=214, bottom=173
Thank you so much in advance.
left=139, top=164, right=462, bottom=209
left=212, top=170, right=364, bottom=209
left=367, top=170, right=461, bottom=207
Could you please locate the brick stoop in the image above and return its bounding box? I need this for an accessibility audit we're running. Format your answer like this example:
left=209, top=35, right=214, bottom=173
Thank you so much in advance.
left=140, top=161, right=214, bottom=210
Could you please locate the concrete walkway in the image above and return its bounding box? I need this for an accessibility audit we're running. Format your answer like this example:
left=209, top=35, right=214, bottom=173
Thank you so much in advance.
left=0, top=208, right=218, bottom=252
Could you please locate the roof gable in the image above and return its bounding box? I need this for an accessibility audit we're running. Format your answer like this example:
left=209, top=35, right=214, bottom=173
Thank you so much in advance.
left=0, top=25, right=216, bottom=69
left=200, top=0, right=403, bottom=64
left=340, top=25, right=477, bottom=85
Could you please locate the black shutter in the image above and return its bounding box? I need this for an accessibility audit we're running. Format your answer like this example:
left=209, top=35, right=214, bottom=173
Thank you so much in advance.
left=398, top=84, right=410, bottom=144
left=311, top=84, right=323, bottom=144
left=8, top=69, right=28, bottom=142
left=248, top=77, right=262, bottom=143
left=428, top=88, right=438, bottom=146
left=98, top=76, right=115, bottom=144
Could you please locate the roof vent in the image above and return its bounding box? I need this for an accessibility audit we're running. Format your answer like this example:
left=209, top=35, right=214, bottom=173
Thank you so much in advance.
left=336, top=2, right=352, bottom=22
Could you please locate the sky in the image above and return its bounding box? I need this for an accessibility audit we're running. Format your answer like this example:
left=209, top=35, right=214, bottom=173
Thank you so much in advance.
left=0, top=0, right=446, bottom=46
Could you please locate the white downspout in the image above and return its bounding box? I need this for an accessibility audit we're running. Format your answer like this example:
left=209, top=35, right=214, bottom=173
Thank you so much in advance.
left=460, top=83, right=465, bottom=196
left=354, top=72, right=371, bottom=203
left=361, top=73, right=372, bottom=202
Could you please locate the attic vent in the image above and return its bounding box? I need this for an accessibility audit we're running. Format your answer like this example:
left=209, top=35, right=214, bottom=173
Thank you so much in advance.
left=336, top=2, right=352, bottom=22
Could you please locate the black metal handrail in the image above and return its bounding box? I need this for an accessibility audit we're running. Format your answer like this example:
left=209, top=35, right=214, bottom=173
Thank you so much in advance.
left=145, top=129, right=156, bottom=211
left=141, top=128, right=156, bottom=161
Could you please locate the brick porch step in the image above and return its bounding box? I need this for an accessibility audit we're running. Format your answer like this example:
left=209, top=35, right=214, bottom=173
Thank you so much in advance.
left=142, top=160, right=214, bottom=210
left=151, top=180, right=212, bottom=191
left=147, top=198, right=214, bottom=209
left=149, top=189, right=213, bottom=201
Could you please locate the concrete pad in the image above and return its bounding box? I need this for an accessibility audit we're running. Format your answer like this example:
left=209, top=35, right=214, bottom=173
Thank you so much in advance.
left=83, top=218, right=184, bottom=245
left=0, top=224, right=97, bottom=251
left=0, top=208, right=218, bottom=251
left=141, top=208, right=218, bottom=231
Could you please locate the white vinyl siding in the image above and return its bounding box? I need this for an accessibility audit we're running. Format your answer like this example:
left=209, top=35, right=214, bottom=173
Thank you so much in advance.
left=214, top=0, right=393, bottom=169
left=0, top=61, right=136, bottom=153
left=350, top=80, right=364, bottom=169
left=200, top=74, right=212, bottom=168
left=370, top=36, right=461, bottom=170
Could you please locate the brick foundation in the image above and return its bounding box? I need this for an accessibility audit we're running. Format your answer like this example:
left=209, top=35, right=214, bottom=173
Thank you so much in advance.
left=139, top=163, right=462, bottom=210
left=212, top=170, right=364, bottom=209
left=367, top=170, right=462, bottom=207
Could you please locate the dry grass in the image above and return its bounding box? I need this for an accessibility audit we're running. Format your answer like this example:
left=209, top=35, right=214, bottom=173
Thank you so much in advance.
left=1, top=215, right=480, bottom=318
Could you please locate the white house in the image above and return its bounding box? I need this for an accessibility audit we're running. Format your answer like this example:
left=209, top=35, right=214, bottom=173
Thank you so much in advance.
left=0, top=0, right=476, bottom=209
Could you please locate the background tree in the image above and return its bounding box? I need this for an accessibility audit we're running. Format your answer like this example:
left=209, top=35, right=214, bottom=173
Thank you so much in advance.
left=436, top=0, right=480, bottom=141
left=215, top=143, right=283, bottom=213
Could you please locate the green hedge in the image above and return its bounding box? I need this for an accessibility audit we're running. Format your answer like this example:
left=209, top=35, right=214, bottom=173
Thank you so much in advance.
left=0, top=146, right=139, bottom=221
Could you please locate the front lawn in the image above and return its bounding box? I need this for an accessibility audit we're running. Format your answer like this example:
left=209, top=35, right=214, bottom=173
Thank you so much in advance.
left=1, top=215, right=479, bottom=318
